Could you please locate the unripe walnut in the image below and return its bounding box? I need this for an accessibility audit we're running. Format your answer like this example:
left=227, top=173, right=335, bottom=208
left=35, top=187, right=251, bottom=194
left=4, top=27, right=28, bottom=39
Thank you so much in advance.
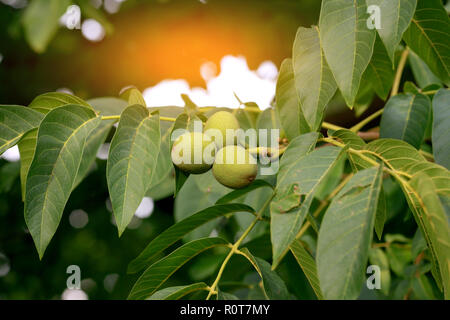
left=212, top=145, right=257, bottom=189
left=171, top=132, right=215, bottom=174
left=204, top=111, right=240, bottom=149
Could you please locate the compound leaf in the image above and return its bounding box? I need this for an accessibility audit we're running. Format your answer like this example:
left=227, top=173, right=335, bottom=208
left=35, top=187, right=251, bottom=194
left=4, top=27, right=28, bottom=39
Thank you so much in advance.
left=24, top=105, right=100, bottom=259
left=317, top=166, right=383, bottom=299
left=128, top=237, right=228, bottom=300
left=319, top=0, right=376, bottom=107
left=107, top=105, right=160, bottom=236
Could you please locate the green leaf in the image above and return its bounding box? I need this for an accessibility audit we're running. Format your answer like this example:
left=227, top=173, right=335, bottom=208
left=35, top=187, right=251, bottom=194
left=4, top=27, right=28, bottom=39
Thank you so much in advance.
left=329, top=129, right=365, bottom=149
left=239, top=248, right=291, bottom=300
left=290, top=239, right=324, bottom=300
left=256, top=107, right=281, bottom=146
left=215, top=180, right=274, bottom=205
left=87, top=97, right=128, bottom=116
left=412, top=275, right=437, bottom=300
left=73, top=120, right=114, bottom=188
left=128, top=203, right=254, bottom=274
left=19, top=92, right=92, bottom=201
left=364, top=35, right=396, bottom=100
left=362, top=139, right=450, bottom=195
left=29, top=92, right=91, bottom=114
left=293, top=26, right=337, bottom=131
left=107, top=105, right=160, bottom=236
left=148, top=283, right=209, bottom=300
left=18, top=128, right=38, bottom=201
left=319, top=0, right=376, bottom=107
left=403, top=0, right=450, bottom=86
left=22, top=0, right=71, bottom=53
left=432, top=89, right=450, bottom=169
left=217, top=290, right=239, bottom=300
left=174, top=171, right=231, bottom=241
left=120, top=87, right=147, bottom=107
left=403, top=81, right=421, bottom=94
left=235, top=107, right=258, bottom=130
left=275, top=59, right=311, bottom=141
left=407, top=174, right=450, bottom=299
left=409, top=51, right=442, bottom=88
left=271, top=133, right=344, bottom=268
left=366, top=0, right=417, bottom=63
left=317, top=166, right=383, bottom=299
left=128, top=237, right=229, bottom=300
left=170, top=112, right=203, bottom=195
left=24, top=105, right=100, bottom=259
left=147, top=107, right=184, bottom=195
left=380, top=93, right=431, bottom=149
left=0, top=105, right=44, bottom=155
left=354, top=75, right=376, bottom=117
left=374, top=188, right=387, bottom=240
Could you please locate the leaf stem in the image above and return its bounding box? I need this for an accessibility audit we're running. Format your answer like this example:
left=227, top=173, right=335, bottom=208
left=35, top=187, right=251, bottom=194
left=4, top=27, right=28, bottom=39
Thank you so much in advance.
left=391, top=48, right=410, bottom=97
left=350, top=108, right=384, bottom=132
left=205, top=194, right=273, bottom=300
left=321, top=121, right=344, bottom=131
left=248, top=146, right=287, bottom=159
left=101, top=115, right=120, bottom=120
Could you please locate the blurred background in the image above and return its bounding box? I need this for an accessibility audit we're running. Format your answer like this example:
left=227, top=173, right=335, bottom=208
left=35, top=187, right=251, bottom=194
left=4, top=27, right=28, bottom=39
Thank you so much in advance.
left=1, top=0, right=443, bottom=300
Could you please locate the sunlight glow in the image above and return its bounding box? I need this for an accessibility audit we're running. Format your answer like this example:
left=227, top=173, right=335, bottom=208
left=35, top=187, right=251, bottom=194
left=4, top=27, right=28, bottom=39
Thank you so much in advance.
left=143, top=55, right=277, bottom=109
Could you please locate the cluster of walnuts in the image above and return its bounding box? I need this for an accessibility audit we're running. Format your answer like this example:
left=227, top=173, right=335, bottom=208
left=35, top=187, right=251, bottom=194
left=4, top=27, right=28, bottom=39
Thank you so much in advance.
left=170, top=111, right=258, bottom=189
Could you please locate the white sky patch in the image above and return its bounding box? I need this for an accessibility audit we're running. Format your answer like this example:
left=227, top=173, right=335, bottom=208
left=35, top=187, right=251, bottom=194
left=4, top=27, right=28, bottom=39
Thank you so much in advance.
left=69, top=209, right=89, bottom=229
left=1, top=145, right=20, bottom=162
left=103, top=273, right=119, bottom=293
left=0, top=0, right=27, bottom=9
left=143, top=55, right=277, bottom=110
left=135, top=197, right=154, bottom=219
left=0, top=253, right=10, bottom=277
left=62, top=289, right=88, bottom=300
left=96, top=143, right=110, bottom=160
left=56, top=87, right=74, bottom=95
left=82, top=19, right=105, bottom=42
left=59, top=5, right=81, bottom=30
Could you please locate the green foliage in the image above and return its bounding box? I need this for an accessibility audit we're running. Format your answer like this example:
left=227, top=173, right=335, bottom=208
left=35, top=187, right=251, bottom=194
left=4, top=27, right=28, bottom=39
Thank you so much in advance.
left=319, top=0, right=376, bottom=107
left=432, top=89, right=450, bottom=169
left=403, top=0, right=450, bottom=86
left=292, top=26, right=337, bottom=131
left=22, top=0, right=71, bottom=53
left=107, top=105, right=160, bottom=236
left=317, top=166, right=383, bottom=299
left=380, top=93, right=431, bottom=148
left=1, top=0, right=449, bottom=300
left=366, top=0, right=417, bottom=64
left=24, top=105, right=100, bottom=258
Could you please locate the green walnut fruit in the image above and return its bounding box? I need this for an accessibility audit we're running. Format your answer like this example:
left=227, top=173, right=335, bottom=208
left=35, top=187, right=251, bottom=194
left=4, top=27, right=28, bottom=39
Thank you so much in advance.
left=212, top=145, right=257, bottom=189
left=204, top=111, right=240, bottom=148
left=171, top=131, right=215, bottom=174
